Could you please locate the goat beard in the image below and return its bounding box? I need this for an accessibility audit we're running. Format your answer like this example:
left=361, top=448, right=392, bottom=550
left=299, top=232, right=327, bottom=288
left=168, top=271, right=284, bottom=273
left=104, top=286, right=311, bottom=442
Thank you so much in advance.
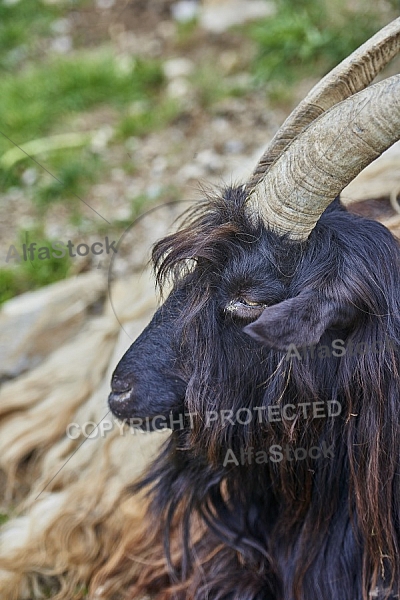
left=91, top=329, right=400, bottom=600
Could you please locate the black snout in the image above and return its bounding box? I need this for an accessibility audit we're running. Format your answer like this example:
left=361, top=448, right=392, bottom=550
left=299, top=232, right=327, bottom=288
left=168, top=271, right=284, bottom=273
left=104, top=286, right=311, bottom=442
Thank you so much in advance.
left=108, top=375, right=134, bottom=419
left=111, top=375, right=131, bottom=395
left=108, top=388, right=136, bottom=421
left=108, top=301, right=187, bottom=427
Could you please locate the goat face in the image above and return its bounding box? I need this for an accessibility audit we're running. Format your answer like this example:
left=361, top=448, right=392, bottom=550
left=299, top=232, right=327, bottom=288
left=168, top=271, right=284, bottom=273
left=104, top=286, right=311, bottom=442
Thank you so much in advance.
left=108, top=188, right=400, bottom=469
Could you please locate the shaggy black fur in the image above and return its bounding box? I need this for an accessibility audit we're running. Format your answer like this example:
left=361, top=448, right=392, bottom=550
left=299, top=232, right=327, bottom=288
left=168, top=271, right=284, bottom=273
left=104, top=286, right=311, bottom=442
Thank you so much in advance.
left=109, top=187, right=400, bottom=600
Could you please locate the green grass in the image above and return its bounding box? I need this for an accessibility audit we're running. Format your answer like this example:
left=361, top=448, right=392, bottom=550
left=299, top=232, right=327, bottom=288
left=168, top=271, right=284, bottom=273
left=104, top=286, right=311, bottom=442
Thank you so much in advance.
left=0, top=0, right=68, bottom=71
left=0, top=513, right=9, bottom=526
left=0, top=51, right=164, bottom=151
left=175, top=17, right=200, bottom=47
left=1, top=230, right=72, bottom=305
left=248, top=0, right=389, bottom=87
left=0, top=50, right=171, bottom=203
left=0, top=0, right=177, bottom=209
left=116, top=97, right=181, bottom=139
left=189, top=63, right=245, bottom=108
left=34, top=148, right=102, bottom=208
left=0, top=186, right=182, bottom=306
left=0, top=3, right=188, bottom=297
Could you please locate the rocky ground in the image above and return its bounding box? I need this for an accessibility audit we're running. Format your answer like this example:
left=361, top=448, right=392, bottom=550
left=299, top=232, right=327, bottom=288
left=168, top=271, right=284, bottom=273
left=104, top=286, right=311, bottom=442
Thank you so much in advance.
left=3, top=0, right=344, bottom=295
left=1, top=0, right=399, bottom=293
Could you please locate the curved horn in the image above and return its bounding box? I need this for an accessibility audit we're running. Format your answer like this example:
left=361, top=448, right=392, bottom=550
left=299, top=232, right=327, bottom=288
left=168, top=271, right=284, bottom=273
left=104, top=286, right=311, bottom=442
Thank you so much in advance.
left=247, top=17, right=400, bottom=191
left=247, top=75, right=400, bottom=241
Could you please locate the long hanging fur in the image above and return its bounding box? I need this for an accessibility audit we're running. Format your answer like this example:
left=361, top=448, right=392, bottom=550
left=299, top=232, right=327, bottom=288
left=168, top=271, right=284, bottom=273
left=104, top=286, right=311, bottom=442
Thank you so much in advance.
left=97, top=186, right=400, bottom=600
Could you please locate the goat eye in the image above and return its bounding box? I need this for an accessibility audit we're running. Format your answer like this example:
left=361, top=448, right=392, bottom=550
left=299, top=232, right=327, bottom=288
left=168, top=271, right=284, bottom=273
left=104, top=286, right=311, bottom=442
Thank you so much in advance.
left=225, top=298, right=267, bottom=320
left=240, top=299, right=261, bottom=307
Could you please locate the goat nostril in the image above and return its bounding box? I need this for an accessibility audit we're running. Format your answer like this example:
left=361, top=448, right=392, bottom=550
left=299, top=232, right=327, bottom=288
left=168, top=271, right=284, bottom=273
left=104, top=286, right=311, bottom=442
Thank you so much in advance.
left=111, top=376, right=132, bottom=394
left=108, top=389, right=135, bottom=420
left=109, top=376, right=134, bottom=410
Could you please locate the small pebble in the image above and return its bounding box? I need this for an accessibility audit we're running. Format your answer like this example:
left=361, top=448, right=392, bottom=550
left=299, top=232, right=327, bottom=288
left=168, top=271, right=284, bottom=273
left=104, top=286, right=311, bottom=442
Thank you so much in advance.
left=163, top=58, right=194, bottom=79
left=50, top=35, right=72, bottom=54
left=21, top=168, right=37, bottom=187
left=167, top=78, right=192, bottom=99
left=96, top=0, right=115, bottom=9
left=171, top=1, right=200, bottom=23
left=224, top=140, right=245, bottom=154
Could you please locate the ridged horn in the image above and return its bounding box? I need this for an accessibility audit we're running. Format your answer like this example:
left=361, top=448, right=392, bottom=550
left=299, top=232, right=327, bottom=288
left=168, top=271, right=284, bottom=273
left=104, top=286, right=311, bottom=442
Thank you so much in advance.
left=247, top=75, right=400, bottom=241
left=247, top=17, right=400, bottom=191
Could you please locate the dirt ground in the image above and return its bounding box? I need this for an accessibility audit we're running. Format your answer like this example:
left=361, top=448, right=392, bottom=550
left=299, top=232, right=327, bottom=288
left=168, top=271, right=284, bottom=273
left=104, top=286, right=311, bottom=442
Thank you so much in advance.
left=0, top=0, right=309, bottom=280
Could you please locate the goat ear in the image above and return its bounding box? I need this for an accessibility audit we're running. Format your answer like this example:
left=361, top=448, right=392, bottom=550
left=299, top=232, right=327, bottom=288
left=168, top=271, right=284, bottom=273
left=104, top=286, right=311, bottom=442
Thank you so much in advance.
left=243, top=291, right=335, bottom=350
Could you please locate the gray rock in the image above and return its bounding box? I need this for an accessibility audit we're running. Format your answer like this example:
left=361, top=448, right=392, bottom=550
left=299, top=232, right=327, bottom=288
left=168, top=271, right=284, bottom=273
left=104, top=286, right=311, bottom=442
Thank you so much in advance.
left=0, top=271, right=106, bottom=380
left=163, top=57, right=194, bottom=79
left=171, top=1, right=200, bottom=23
left=200, top=0, right=275, bottom=34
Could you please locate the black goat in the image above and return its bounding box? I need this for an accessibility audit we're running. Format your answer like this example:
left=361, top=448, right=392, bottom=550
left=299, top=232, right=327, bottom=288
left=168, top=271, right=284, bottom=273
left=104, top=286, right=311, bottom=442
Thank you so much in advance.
left=103, top=19, right=400, bottom=600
